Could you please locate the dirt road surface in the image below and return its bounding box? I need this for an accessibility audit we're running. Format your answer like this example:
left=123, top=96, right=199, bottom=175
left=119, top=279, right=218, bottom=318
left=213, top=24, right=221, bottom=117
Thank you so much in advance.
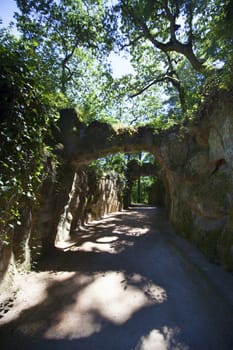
left=1, top=207, right=233, bottom=350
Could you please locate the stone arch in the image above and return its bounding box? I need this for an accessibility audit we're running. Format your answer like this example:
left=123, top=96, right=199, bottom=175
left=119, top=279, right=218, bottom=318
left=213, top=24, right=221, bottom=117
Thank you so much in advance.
left=54, top=108, right=181, bottom=222
left=55, top=109, right=162, bottom=164
left=54, top=108, right=172, bottom=209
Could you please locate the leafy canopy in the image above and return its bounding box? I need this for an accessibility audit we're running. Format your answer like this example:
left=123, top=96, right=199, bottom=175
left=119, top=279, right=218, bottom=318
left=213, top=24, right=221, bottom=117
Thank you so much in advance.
left=107, top=0, right=233, bottom=123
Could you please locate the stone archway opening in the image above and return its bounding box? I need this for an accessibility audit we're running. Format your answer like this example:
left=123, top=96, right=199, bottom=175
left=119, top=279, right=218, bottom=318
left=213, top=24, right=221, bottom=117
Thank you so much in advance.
left=122, top=152, right=166, bottom=209
left=130, top=175, right=165, bottom=207
left=53, top=149, right=166, bottom=250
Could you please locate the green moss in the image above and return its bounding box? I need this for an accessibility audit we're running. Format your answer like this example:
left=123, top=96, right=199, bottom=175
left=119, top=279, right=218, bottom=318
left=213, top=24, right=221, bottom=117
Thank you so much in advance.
left=193, top=229, right=220, bottom=262
left=172, top=207, right=193, bottom=239
left=194, top=173, right=230, bottom=205
left=218, top=230, right=233, bottom=271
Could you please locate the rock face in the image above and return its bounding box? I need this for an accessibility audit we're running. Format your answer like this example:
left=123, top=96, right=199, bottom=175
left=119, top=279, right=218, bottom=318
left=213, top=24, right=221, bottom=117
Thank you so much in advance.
left=166, top=89, right=233, bottom=269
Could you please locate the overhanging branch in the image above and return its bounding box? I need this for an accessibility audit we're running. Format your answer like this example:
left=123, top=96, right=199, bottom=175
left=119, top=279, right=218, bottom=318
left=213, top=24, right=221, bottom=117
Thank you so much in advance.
left=121, top=0, right=207, bottom=74
left=129, top=75, right=178, bottom=98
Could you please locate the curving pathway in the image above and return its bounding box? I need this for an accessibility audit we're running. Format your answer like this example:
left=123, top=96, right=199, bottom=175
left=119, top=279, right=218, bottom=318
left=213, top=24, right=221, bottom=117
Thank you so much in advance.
left=1, top=207, right=233, bottom=350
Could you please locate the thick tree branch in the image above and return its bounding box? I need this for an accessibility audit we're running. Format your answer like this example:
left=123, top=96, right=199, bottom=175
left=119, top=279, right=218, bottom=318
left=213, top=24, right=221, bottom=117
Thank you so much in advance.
left=141, top=22, right=205, bottom=73
left=162, top=0, right=177, bottom=42
left=164, top=52, right=187, bottom=112
left=186, top=1, right=194, bottom=43
left=121, top=0, right=206, bottom=73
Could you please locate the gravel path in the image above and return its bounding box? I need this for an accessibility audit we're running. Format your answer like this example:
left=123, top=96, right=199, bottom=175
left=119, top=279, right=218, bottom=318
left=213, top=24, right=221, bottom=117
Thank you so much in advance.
left=1, top=207, right=233, bottom=350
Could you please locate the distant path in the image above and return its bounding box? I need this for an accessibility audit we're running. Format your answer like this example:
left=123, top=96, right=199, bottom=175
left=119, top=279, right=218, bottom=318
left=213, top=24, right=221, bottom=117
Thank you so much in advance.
left=1, top=207, right=233, bottom=350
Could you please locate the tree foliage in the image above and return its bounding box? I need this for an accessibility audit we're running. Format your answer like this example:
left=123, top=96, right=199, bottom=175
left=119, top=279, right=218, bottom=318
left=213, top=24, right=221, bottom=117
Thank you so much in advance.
left=10, top=0, right=233, bottom=125
left=0, top=30, right=62, bottom=240
left=109, top=0, right=233, bottom=120
left=15, top=0, right=113, bottom=96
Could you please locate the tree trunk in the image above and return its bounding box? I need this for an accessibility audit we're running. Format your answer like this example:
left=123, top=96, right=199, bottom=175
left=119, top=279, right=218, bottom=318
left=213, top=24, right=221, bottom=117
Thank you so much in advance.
left=137, top=153, right=142, bottom=203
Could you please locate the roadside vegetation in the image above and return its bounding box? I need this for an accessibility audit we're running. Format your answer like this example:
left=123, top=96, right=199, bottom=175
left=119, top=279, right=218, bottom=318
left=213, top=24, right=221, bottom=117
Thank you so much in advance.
left=1, top=0, right=232, bottom=237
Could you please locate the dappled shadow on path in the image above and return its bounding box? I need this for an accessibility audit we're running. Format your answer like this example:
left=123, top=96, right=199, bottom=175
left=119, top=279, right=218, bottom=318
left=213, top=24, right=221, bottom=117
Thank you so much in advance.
left=0, top=208, right=184, bottom=349
left=56, top=207, right=154, bottom=252
left=36, top=207, right=160, bottom=273
left=1, top=207, right=233, bottom=350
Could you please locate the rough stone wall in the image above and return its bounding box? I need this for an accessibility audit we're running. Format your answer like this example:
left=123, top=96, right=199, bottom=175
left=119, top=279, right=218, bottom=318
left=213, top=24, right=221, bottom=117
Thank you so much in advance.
left=34, top=165, right=123, bottom=255
left=55, top=171, right=124, bottom=247
left=161, top=89, right=233, bottom=269
left=86, top=174, right=124, bottom=221
left=0, top=163, right=124, bottom=288
left=147, top=180, right=165, bottom=206
left=0, top=158, right=57, bottom=289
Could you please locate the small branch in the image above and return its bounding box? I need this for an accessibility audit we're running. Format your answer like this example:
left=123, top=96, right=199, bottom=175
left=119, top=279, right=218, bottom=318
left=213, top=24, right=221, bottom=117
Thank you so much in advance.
left=64, top=65, right=73, bottom=81
left=162, top=0, right=174, bottom=22
left=129, top=71, right=186, bottom=113
left=162, top=0, right=178, bottom=42
left=129, top=76, right=169, bottom=98
left=187, top=2, right=194, bottom=43
left=119, top=35, right=143, bottom=50
left=129, top=116, right=139, bottom=125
